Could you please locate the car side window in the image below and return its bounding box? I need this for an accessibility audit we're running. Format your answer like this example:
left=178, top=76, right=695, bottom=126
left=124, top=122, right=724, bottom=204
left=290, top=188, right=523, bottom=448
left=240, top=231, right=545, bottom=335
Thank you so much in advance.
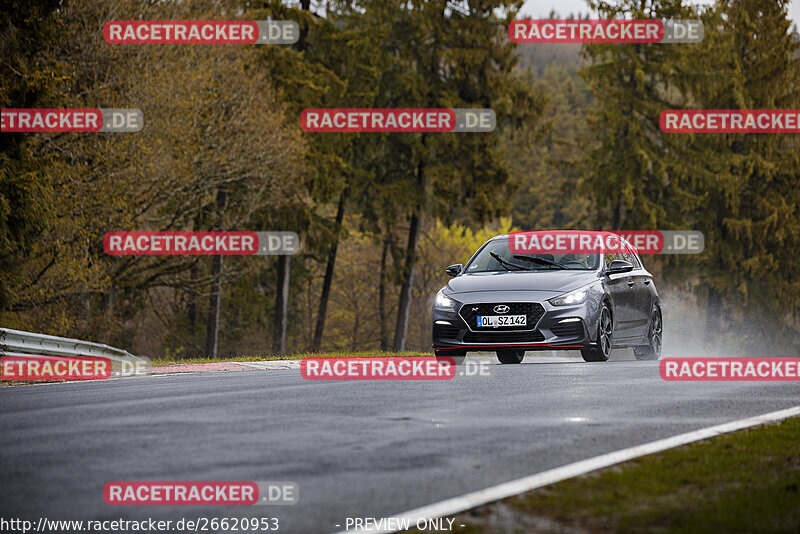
left=619, top=238, right=640, bottom=268
left=606, top=251, right=639, bottom=270
left=622, top=252, right=640, bottom=268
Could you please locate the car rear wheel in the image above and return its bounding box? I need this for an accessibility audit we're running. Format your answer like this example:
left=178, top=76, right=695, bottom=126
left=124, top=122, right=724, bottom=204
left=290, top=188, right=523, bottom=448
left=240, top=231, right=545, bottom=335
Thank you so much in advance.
left=496, top=349, right=525, bottom=364
left=633, top=306, right=662, bottom=361
left=581, top=304, right=612, bottom=362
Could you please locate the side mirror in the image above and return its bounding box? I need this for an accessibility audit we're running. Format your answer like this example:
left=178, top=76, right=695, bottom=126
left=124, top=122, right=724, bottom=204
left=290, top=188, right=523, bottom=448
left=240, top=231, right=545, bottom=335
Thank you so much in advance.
left=445, top=264, right=463, bottom=277
left=606, top=259, right=634, bottom=274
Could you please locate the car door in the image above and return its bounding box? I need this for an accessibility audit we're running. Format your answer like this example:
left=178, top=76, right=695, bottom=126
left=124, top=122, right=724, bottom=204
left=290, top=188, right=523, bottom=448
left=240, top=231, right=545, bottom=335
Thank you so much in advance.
left=630, top=252, right=658, bottom=339
left=603, top=253, right=636, bottom=337
left=622, top=251, right=652, bottom=338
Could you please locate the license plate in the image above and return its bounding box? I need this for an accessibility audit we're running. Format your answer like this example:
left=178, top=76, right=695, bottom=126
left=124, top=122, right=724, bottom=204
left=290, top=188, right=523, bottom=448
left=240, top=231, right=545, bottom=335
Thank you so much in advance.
left=477, top=315, right=526, bottom=328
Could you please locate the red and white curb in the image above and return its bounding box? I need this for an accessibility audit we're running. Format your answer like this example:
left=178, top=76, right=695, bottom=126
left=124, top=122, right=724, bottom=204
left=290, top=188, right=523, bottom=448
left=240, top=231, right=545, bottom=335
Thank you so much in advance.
left=153, top=360, right=300, bottom=374
left=236, top=361, right=301, bottom=370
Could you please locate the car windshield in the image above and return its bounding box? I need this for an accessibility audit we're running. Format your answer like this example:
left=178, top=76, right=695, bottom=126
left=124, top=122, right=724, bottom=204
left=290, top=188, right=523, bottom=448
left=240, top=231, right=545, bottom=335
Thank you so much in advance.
left=464, top=238, right=600, bottom=273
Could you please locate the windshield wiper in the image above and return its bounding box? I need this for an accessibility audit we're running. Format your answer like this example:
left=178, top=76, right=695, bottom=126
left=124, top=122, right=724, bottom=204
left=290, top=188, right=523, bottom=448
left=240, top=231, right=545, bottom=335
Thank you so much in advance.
left=490, top=251, right=530, bottom=271
left=513, top=255, right=566, bottom=269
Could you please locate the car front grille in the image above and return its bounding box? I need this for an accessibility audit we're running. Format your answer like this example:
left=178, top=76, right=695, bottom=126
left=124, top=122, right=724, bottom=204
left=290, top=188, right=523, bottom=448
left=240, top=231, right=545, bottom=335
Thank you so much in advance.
left=462, top=330, right=545, bottom=343
left=459, top=302, right=545, bottom=331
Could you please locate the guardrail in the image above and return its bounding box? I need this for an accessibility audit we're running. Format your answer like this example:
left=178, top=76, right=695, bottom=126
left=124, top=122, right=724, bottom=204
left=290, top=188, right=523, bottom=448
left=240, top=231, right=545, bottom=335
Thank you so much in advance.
left=0, top=328, right=144, bottom=365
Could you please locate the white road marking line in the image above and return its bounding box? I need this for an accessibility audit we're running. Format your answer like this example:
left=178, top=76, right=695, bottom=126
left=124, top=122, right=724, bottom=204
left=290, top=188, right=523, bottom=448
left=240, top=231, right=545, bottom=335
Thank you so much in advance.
left=334, top=405, right=800, bottom=534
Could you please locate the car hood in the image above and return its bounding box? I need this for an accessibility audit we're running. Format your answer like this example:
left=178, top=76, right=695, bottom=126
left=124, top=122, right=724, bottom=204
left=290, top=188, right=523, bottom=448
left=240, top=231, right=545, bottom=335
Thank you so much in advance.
left=444, top=270, right=597, bottom=297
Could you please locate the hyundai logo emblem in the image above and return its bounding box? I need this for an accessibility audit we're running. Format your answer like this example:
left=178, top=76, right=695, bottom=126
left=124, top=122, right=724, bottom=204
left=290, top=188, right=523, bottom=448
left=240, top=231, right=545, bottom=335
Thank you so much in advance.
left=493, top=304, right=510, bottom=314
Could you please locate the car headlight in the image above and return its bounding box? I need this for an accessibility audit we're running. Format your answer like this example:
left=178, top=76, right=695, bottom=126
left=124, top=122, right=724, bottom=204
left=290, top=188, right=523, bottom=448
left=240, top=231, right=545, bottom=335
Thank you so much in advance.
left=435, top=291, right=457, bottom=308
left=549, top=288, right=589, bottom=306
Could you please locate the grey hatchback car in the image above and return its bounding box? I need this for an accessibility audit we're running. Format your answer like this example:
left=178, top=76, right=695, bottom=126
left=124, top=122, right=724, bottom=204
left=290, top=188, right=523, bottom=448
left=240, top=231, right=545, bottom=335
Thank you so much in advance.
left=432, top=233, right=662, bottom=364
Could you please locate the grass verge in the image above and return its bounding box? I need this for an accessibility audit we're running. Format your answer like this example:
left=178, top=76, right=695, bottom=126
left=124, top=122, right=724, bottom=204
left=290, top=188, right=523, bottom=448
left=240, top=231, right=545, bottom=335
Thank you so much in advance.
left=452, top=416, right=800, bottom=534
left=150, top=350, right=432, bottom=367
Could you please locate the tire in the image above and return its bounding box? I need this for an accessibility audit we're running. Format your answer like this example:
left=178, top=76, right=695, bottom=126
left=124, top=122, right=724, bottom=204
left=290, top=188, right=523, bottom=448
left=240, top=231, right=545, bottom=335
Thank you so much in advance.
left=581, top=303, right=613, bottom=362
left=435, top=350, right=465, bottom=365
left=496, top=349, right=525, bottom=364
left=634, top=306, right=662, bottom=361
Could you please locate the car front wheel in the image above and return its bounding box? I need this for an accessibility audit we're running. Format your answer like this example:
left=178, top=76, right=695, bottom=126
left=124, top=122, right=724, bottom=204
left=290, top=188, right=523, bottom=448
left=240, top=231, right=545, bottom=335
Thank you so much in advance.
left=496, top=349, right=525, bottom=364
left=581, top=304, right=613, bottom=362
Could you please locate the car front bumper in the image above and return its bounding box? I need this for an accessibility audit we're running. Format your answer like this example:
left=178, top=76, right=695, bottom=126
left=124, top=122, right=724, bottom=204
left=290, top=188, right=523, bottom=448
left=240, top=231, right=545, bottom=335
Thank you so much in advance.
left=432, top=292, right=601, bottom=354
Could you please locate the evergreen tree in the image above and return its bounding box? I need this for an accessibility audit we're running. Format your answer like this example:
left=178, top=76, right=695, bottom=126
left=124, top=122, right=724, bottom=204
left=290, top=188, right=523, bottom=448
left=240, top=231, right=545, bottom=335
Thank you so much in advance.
left=581, top=0, right=702, bottom=231
left=683, top=0, right=800, bottom=349
left=0, top=1, right=62, bottom=312
left=342, top=0, right=545, bottom=350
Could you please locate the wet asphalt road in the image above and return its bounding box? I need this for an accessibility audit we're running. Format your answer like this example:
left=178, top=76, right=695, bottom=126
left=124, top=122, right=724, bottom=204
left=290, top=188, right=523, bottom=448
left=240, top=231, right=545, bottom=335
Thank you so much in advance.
left=2, top=352, right=799, bottom=533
